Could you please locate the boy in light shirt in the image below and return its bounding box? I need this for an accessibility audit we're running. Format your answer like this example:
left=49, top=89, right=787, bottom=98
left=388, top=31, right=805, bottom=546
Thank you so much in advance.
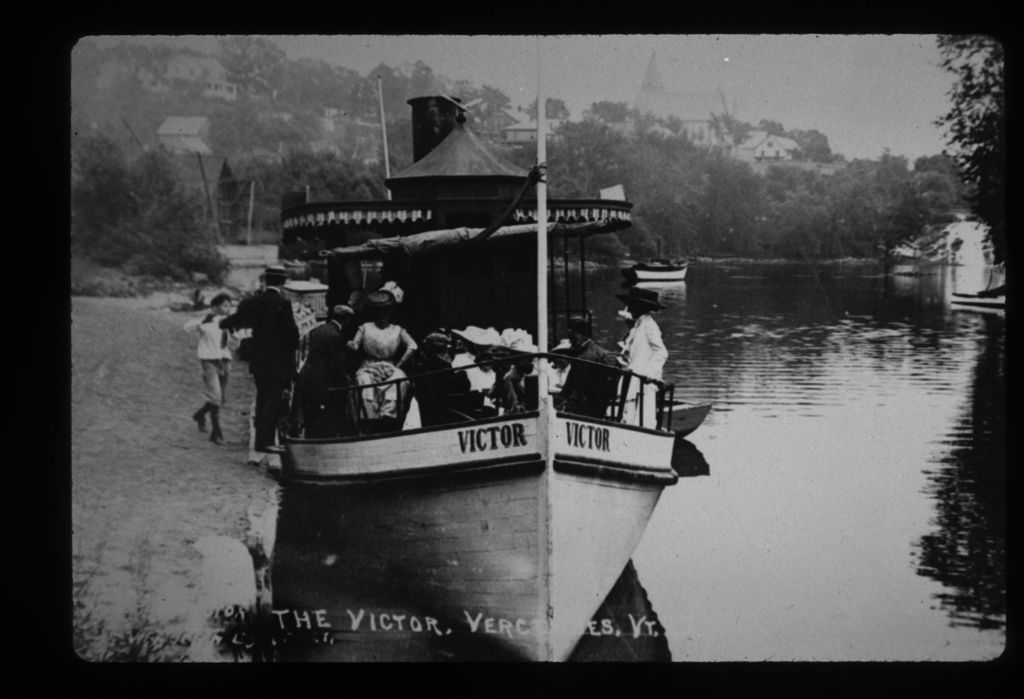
left=184, top=293, right=235, bottom=444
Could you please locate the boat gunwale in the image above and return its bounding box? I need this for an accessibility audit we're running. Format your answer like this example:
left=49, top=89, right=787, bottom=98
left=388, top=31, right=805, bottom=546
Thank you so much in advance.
left=553, top=456, right=678, bottom=485
left=283, top=406, right=680, bottom=450
left=282, top=452, right=546, bottom=485
left=285, top=410, right=541, bottom=446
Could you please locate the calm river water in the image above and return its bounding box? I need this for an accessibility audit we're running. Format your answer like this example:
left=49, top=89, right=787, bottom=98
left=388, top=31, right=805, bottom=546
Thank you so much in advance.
left=264, top=258, right=1004, bottom=662
left=580, top=260, right=1005, bottom=661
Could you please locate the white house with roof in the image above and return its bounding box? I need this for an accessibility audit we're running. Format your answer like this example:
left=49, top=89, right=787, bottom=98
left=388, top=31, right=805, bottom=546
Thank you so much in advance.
left=736, top=130, right=801, bottom=163
left=96, top=53, right=238, bottom=101
left=165, top=55, right=238, bottom=101
left=157, top=116, right=213, bottom=155
left=502, top=109, right=567, bottom=145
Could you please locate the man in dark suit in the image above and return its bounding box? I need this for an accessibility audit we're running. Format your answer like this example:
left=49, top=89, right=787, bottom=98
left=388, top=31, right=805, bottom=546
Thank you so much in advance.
left=221, top=266, right=299, bottom=463
left=405, top=331, right=473, bottom=426
left=294, top=304, right=358, bottom=437
left=557, top=316, right=623, bottom=419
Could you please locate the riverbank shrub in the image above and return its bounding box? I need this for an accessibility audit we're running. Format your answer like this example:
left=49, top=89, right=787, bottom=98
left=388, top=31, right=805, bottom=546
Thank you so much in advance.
left=72, top=134, right=229, bottom=283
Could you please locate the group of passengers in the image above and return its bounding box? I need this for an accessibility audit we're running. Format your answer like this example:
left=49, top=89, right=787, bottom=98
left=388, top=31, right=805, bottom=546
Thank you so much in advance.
left=292, top=281, right=670, bottom=437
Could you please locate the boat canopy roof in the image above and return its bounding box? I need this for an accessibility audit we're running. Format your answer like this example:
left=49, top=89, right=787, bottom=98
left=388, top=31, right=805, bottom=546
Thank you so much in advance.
left=387, top=121, right=527, bottom=182
left=320, top=220, right=623, bottom=260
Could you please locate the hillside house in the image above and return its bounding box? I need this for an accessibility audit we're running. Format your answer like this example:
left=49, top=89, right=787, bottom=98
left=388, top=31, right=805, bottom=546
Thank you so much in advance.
left=502, top=110, right=567, bottom=145
left=157, top=116, right=213, bottom=155
left=736, top=131, right=800, bottom=162
left=168, top=153, right=249, bottom=239
left=96, top=54, right=237, bottom=101
left=166, top=55, right=238, bottom=101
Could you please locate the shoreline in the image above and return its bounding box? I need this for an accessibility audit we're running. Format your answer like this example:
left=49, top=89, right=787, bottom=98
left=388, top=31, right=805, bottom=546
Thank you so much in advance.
left=71, top=295, right=277, bottom=661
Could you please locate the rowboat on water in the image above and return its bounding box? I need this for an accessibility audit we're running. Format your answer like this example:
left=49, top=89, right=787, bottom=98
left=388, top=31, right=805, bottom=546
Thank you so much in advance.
left=950, top=286, right=1006, bottom=312
left=670, top=402, right=712, bottom=438
left=270, top=89, right=707, bottom=661
left=621, top=259, right=689, bottom=283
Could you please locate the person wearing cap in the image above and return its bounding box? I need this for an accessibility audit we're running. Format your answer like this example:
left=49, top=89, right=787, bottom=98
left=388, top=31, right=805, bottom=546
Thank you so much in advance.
left=221, top=265, right=300, bottom=462
left=616, top=287, right=669, bottom=428
left=184, top=292, right=235, bottom=444
left=405, top=331, right=471, bottom=426
left=294, top=304, right=358, bottom=438
left=348, top=289, right=418, bottom=431
left=557, top=316, right=623, bottom=419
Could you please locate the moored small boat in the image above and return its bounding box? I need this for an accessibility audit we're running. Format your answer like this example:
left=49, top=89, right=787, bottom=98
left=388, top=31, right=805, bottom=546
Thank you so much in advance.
left=622, top=259, right=689, bottom=283
left=950, top=287, right=1005, bottom=312
left=670, top=401, right=712, bottom=438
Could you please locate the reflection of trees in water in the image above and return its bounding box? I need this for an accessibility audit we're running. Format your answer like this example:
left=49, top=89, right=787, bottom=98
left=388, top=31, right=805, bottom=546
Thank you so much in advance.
left=569, top=560, right=671, bottom=662
left=915, top=318, right=1005, bottom=630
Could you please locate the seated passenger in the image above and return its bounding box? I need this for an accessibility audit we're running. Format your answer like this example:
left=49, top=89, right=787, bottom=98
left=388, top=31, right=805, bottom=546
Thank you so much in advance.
left=558, top=317, right=623, bottom=419
left=405, top=331, right=471, bottom=426
left=548, top=339, right=573, bottom=395
left=451, top=329, right=500, bottom=415
left=490, top=346, right=537, bottom=415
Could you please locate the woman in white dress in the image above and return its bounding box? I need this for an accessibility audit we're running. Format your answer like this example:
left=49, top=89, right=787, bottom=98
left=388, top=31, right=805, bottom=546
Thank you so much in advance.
left=348, top=289, right=418, bottom=429
left=616, top=287, right=668, bottom=428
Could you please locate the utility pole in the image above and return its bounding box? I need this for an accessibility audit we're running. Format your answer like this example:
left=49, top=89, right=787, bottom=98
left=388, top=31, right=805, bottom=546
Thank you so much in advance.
left=378, top=76, right=392, bottom=200
left=246, top=179, right=256, bottom=246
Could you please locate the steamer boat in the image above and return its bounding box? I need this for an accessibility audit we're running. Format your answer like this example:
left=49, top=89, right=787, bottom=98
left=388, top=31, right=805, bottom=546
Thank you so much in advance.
left=271, top=91, right=704, bottom=661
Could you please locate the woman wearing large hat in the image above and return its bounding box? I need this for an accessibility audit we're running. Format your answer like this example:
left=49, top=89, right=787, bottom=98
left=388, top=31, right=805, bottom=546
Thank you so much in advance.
left=347, top=289, right=418, bottom=431
left=616, top=287, right=668, bottom=428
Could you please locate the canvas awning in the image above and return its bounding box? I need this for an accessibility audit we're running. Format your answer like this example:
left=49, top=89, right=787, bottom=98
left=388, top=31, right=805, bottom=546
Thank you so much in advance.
left=320, top=220, right=624, bottom=260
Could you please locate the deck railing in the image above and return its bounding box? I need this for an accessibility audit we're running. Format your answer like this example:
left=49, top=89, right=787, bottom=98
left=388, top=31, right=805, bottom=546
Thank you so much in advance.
left=285, top=352, right=675, bottom=440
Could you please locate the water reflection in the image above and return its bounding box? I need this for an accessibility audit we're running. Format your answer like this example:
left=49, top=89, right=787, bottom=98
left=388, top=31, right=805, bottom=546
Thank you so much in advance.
left=262, top=259, right=1004, bottom=660
left=581, top=261, right=1005, bottom=656
left=915, top=313, right=1006, bottom=630
left=270, top=481, right=675, bottom=661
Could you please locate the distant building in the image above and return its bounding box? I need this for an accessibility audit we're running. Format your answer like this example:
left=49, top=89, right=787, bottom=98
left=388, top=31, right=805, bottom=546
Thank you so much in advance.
left=736, top=131, right=800, bottom=163
left=96, top=53, right=237, bottom=102
left=166, top=153, right=248, bottom=239
left=502, top=109, right=567, bottom=145
left=633, top=52, right=732, bottom=151
left=157, top=116, right=212, bottom=155
left=165, top=55, right=238, bottom=101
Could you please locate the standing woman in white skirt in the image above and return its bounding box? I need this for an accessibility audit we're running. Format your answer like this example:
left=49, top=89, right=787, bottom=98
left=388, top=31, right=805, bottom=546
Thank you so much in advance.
left=616, top=287, right=668, bottom=429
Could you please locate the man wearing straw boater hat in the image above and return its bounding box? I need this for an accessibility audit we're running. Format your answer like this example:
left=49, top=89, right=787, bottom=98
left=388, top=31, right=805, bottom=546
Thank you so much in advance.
left=615, top=286, right=668, bottom=428
left=221, top=265, right=299, bottom=465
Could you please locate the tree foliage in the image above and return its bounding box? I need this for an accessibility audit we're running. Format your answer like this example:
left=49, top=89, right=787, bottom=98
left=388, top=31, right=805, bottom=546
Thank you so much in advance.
left=583, top=101, right=631, bottom=124
left=935, top=34, right=1005, bottom=263
left=71, top=134, right=228, bottom=281
left=219, top=36, right=287, bottom=99
left=71, top=39, right=970, bottom=269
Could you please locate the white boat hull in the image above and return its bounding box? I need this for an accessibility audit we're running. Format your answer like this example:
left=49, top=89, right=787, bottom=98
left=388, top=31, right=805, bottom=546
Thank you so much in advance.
left=275, top=408, right=676, bottom=661
left=950, top=293, right=1005, bottom=311
left=632, top=266, right=687, bottom=282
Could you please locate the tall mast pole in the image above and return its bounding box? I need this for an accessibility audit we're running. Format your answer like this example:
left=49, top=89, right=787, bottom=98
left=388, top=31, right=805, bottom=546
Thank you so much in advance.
left=536, top=38, right=549, bottom=385
left=534, top=36, right=555, bottom=663
left=377, top=76, right=392, bottom=200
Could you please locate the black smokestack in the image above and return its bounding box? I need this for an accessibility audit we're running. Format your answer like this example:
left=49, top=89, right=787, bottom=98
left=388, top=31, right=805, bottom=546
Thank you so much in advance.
left=407, top=96, right=463, bottom=162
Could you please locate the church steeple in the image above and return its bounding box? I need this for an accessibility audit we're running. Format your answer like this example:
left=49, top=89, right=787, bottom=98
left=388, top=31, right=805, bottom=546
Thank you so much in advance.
left=641, top=51, right=664, bottom=91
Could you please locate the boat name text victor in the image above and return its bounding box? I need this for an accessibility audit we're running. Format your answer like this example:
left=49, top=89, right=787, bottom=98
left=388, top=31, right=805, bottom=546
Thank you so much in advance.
left=457, top=423, right=528, bottom=453
left=565, top=421, right=611, bottom=452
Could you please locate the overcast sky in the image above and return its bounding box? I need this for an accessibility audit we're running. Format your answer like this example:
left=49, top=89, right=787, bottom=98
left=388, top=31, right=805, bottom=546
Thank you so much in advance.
left=89, top=34, right=959, bottom=162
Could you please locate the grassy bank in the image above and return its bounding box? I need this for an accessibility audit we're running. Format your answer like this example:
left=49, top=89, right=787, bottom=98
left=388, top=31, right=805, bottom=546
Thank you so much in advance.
left=71, top=255, right=200, bottom=299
